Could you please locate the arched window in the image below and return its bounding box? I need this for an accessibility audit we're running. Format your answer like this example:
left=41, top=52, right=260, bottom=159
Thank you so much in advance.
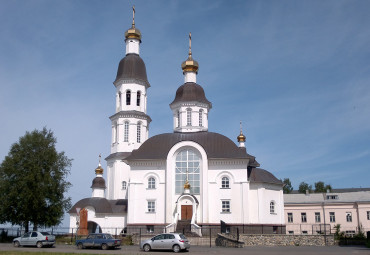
left=270, top=201, right=275, bottom=214
left=148, top=177, right=156, bottom=189
left=186, top=108, right=192, bottom=126
left=124, top=121, right=129, bottom=142
left=137, top=122, right=141, bottom=143
left=199, top=109, right=203, bottom=127
left=221, top=177, right=229, bottom=188
left=175, top=149, right=200, bottom=194
left=126, top=90, right=131, bottom=105
left=177, top=111, right=180, bottom=127
left=137, top=91, right=141, bottom=106
left=122, top=181, right=127, bottom=190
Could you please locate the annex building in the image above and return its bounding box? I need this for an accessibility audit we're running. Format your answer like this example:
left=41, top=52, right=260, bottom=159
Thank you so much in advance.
left=69, top=10, right=285, bottom=236
left=284, top=188, right=370, bottom=236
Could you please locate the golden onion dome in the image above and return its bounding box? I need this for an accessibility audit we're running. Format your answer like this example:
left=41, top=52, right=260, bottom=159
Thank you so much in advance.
left=95, top=165, right=104, bottom=175
left=125, top=5, right=142, bottom=41
left=237, top=131, right=246, bottom=143
left=181, top=32, right=198, bottom=74
left=184, top=180, right=191, bottom=189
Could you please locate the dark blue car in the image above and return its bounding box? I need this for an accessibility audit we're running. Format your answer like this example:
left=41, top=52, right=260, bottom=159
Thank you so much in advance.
left=76, top=233, right=121, bottom=250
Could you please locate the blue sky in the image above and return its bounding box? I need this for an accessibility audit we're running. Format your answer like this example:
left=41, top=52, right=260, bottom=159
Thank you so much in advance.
left=1, top=0, right=370, bottom=227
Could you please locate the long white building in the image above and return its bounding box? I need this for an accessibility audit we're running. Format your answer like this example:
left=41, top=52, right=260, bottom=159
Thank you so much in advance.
left=69, top=9, right=285, bottom=236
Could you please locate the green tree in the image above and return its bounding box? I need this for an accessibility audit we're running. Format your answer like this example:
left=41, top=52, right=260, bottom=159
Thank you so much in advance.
left=282, top=178, right=293, bottom=194
left=0, top=128, right=72, bottom=232
left=298, top=182, right=312, bottom=194
left=314, top=181, right=332, bottom=193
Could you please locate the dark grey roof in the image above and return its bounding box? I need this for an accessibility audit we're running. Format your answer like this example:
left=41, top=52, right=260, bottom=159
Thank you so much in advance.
left=91, top=177, right=106, bottom=189
left=109, top=110, right=152, bottom=123
left=114, top=53, right=150, bottom=88
left=248, top=168, right=283, bottom=185
left=170, top=82, right=212, bottom=108
left=105, top=152, right=132, bottom=161
left=125, top=131, right=259, bottom=166
left=68, top=198, right=127, bottom=214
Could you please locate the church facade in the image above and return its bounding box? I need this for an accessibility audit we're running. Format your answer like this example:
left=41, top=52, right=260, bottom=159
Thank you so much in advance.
left=69, top=11, right=285, bottom=236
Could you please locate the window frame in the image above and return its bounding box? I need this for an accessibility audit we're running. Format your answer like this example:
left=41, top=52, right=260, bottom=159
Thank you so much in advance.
left=199, top=109, right=203, bottom=127
left=221, top=176, right=230, bottom=189
left=301, top=212, right=307, bottom=223
left=124, top=121, right=129, bottom=142
left=186, top=108, right=192, bottom=126
left=330, top=212, right=335, bottom=223
left=270, top=201, right=275, bottom=214
left=346, top=212, right=352, bottom=222
left=137, top=122, right=141, bottom=143
left=315, top=212, right=321, bottom=223
left=148, top=177, right=156, bottom=189
left=126, top=90, right=131, bottom=105
left=147, top=201, right=156, bottom=213
left=122, top=181, right=127, bottom=190
left=287, top=212, right=293, bottom=223
left=137, top=91, right=141, bottom=106
left=221, top=200, right=231, bottom=213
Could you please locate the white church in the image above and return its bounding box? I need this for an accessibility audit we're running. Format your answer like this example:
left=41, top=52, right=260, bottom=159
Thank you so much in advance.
left=69, top=10, right=285, bottom=236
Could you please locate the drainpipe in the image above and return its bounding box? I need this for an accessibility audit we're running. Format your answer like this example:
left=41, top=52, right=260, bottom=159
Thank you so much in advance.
left=355, top=202, right=360, bottom=234
left=322, top=202, right=327, bottom=245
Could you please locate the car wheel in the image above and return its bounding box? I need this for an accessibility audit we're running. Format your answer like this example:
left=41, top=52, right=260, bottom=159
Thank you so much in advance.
left=143, top=244, right=151, bottom=252
left=36, top=242, right=43, bottom=248
left=101, top=243, right=109, bottom=250
left=173, top=244, right=181, bottom=253
left=77, top=242, right=83, bottom=249
left=14, top=241, right=20, bottom=247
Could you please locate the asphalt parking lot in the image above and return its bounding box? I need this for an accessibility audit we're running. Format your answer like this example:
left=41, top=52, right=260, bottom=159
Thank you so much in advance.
left=0, top=243, right=369, bottom=255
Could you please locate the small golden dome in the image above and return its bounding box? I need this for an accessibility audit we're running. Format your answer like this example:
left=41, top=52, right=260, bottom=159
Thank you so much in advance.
left=95, top=154, right=104, bottom=175
left=184, top=180, right=191, bottom=189
left=125, top=5, right=142, bottom=41
left=181, top=32, right=198, bottom=74
left=95, top=165, right=104, bottom=175
left=237, top=131, right=246, bottom=142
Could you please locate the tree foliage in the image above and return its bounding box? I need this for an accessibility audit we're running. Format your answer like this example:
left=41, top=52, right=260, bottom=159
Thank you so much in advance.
left=0, top=128, right=72, bottom=232
left=282, top=178, right=293, bottom=194
left=298, top=182, right=312, bottom=194
left=314, top=181, right=332, bottom=193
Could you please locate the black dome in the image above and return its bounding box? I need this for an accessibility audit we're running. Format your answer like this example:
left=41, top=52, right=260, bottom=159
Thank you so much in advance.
left=170, top=82, right=211, bottom=107
left=91, top=177, right=106, bottom=189
left=114, top=53, right=150, bottom=88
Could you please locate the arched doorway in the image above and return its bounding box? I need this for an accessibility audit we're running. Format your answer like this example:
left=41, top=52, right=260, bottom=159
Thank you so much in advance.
left=87, top=221, right=102, bottom=233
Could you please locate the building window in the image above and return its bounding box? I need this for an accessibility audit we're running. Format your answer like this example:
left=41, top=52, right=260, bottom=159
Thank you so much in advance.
left=175, top=149, right=200, bottom=194
left=330, top=212, right=335, bottom=222
left=287, top=213, right=293, bottom=223
left=221, top=177, right=229, bottom=188
left=148, top=177, right=156, bottom=189
left=288, top=231, right=294, bottom=235
left=147, top=201, right=155, bottom=213
left=326, top=195, right=338, bottom=200
left=199, top=109, right=203, bottom=127
left=346, top=212, right=352, bottom=222
left=345, top=230, right=355, bottom=237
left=137, top=122, right=141, bottom=143
left=222, top=200, right=230, bottom=213
left=270, top=201, right=275, bottom=214
left=302, top=231, right=308, bottom=235
left=126, top=90, right=131, bottom=105
left=177, top=111, right=180, bottom=127
left=315, top=212, right=321, bottom=223
left=186, top=108, right=192, bottom=126
left=146, top=225, right=154, bottom=233
left=137, top=91, right=141, bottom=106
left=124, top=121, right=129, bottom=142
left=301, top=212, right=307, bottom=223
left=367, top=211, right=370, bottom=220
left=122, top=181, right=127, bottom=190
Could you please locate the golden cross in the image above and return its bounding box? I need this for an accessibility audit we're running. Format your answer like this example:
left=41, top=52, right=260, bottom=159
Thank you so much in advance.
left=189, top=32, right=192, bottom=57
left=132, top=5, right=136, bottom=27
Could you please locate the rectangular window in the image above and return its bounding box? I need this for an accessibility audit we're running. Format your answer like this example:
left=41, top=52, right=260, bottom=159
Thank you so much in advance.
left=287, top=213, right=293, bottom=223
left=147, top=201, right=155, bottom=213
left=346, top=212, right=352, bottom=222
left=124, top=122, right=129, bottom=142
left=137, top=123, right=141, bottom=143
left=367, top=211, right=370, bottom=220
left=345, top=230, right=355, bottom=237
left=222, top=200, right=230, bottom=213
left=330, top=212, right=335, bottom=222
left=199, top=110, right=203, bottom=127
left=187, top=109, right=192, bottom=126
left=301, top=212, right=307, bottom=223
left=302, top=231, right=308, bottom=235
left=326, top=195, right=338, bottom=200
left=315, top=212, right=321, bottom=223
left=146, top=225, right=154, bottom=233
left=288, top=231, right=294, bottom=235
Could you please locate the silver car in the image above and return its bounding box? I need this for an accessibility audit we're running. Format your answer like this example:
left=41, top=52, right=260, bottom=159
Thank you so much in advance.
left=140, top=233, right=190, bottom=252
left=13, top=231, right=56, bottom=248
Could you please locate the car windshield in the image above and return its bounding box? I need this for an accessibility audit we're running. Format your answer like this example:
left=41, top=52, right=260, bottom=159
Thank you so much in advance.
left=40, top=232, right=50, bottom=236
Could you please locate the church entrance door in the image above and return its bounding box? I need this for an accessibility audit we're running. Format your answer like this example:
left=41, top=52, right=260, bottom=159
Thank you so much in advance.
left=181, top=205, right=192, bottom=220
